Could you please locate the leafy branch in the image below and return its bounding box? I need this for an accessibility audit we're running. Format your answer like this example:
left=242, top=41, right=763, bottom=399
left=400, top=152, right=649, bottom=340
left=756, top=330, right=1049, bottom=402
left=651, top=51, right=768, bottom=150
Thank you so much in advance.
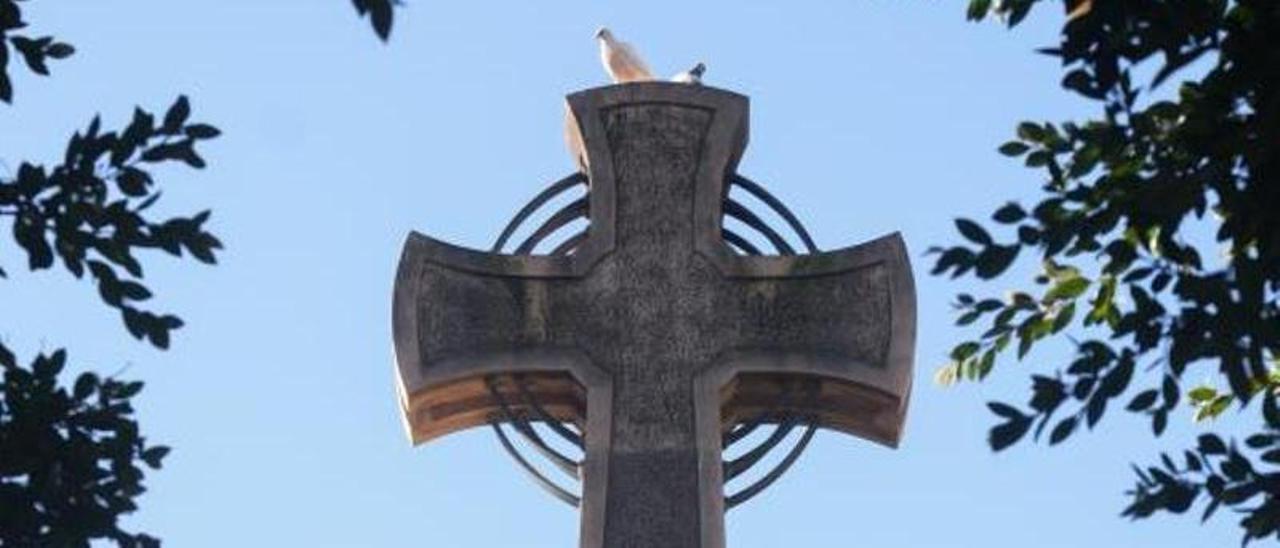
left=0, top=96, right=222, bottom=349
left=0, top=345, right=166, bottom=547
left=942, top=0, right=1280, bottom=542
left=0, top=0, right=75, bottom=103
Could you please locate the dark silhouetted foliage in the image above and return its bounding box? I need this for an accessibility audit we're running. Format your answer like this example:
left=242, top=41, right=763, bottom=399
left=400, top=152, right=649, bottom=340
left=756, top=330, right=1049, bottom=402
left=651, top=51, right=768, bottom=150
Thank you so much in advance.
left=0, top=0, right=74, bottom=103
left=2, top=99, right=223, bottom=348
left=0, top=98, right=222, bottom=546
left=0, top=348, right=166, bottom=548
left=934, top=0, right=1280, bottom=543
left=351, top=0, right=398, bottom=42
left=2, top=1, right=388, bottom=543
left=0, top=2, right=229, bottom=545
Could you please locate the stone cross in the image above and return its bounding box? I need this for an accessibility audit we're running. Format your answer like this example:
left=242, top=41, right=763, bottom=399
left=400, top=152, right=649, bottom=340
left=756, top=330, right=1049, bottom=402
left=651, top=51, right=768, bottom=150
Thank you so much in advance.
left=392, top=83, right=915, bottom=548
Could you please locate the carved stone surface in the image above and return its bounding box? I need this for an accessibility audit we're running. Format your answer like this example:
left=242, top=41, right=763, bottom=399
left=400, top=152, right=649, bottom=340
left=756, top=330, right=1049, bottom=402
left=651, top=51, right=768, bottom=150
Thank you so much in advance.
left=393, top=82, right=916, bottom=548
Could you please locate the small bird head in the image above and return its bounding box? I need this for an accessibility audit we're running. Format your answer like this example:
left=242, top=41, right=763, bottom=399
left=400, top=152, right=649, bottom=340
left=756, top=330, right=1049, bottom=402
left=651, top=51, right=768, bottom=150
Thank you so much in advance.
left=594, top=27, right=611, bottom=40
left=691, top=62, right=707, bottom=77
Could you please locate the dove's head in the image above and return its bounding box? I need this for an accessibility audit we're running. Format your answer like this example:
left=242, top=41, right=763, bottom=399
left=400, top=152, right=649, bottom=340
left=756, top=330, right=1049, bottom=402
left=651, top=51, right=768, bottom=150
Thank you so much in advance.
left=691, top=62, right=707, bottom=76
left=594, top=27, right=612, bottom=40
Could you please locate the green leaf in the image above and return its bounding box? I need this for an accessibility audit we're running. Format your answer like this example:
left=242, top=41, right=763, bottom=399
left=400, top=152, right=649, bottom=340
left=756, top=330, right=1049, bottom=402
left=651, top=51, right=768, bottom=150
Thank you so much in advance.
left=1152, top=272, right=1172, bottom=292
left=118, top=281, right=152, bottom=302
left=987, top=402, right=1024, bottom=420
left=1025, top=150, right=1051, bottom=167
left=993, top=202, right=1027, bottom=223
left=353, top=0, right=396, bottom=41
left=931, top=247, right=975, bottom=277
left=1193, top=395, right=1231, bottom=423
left=1126, top=390, right=1158, bottom=411
left=1085, top=395, right=1107, bottom=427
left=955, top=218, right=992, bottom=245
left=11, top=35, right=50, bottom=76
left=1062, top=69, right=1102, bottom=99
left=1187, top=386, right=1217, bottom=403
left=122, top=307, right=147, bottom=340
left=1266, top=395, right=1280, bottom=427
left=1017, top=122, right=1046, bottom=141
left=1246, top=434, right=1275, bottom=449
left=1017, top=332, right=1034, bottom=359
left=74, top=372, right=99, bottom=400
left=1049, top=416, right=1077, bottom=445
left=977, top=350, right=996, bottom=378
left=117, top=380, right=145, bottom=399
left=1043, top=260, right=1081, bottom=282
left=1017, top=225, right=1040, bottom=245
left=188, top=232, right=219, bottom=264
left=184, top=124, right=221, bottom=140
left=993, top=331, right=1012, bottom=353
left=1162, top=376, right=1180, bottom=408
left=975, top=245, right=1019, bottom=279
left=989, top=415, right=1032, bottom=451
left=369, top=0, right=394, bottom=41
left=1152, top=410, right=1168, bottom=436
left=966, top=0, right=992, bottom=21
left=1051, top=302, right=1076, bottom=333
left=163, top=95, right=191, bottom=133
left=1099, top=356, right=1134, bottom=397
left=0, top=73, right=11, bottom=104
left=1005, top=0, right=1033, bottom=26
left=976, top=298, right=1003, bottom=313
left=141, top=446, right=171, bottom=469
left=1045, top=276, right=1089, bottom=302
left=45, top=42, right=74, bottom=59
left=148, top=323, right=171, bottom=349
left=117, top=167, right=152, bottom=196
left=998, top=141, right=1030, bottom=156
left=141, top=140, right=204, bottom=168
left=1197, top=434, right=1227, bottom=455
left=950, top=341, right=981, bottom=361
left=33, top=349, right=66, bottom=378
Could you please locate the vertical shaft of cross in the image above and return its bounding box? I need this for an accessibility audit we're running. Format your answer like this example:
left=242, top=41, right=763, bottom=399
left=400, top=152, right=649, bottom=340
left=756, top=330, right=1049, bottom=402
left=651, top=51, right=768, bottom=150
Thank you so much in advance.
left=590, top=102, right=717, bottom=548
left=562, top=86, right=760, bottom=548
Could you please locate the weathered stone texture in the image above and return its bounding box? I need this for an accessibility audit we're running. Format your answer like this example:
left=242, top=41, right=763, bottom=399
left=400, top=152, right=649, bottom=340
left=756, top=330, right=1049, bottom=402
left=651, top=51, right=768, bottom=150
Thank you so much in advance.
left=392, top=83, right=916, bottom=548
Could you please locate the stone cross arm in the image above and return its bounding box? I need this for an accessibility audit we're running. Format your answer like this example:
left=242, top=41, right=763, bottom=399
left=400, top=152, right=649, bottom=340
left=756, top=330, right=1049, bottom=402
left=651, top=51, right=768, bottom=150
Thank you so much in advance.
left=393, top=230, right=913, bottom=447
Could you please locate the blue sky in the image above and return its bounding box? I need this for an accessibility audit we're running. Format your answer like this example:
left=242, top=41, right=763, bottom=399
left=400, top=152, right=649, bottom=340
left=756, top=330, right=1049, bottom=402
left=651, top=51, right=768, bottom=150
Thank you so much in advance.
left=0, top=1, right=1242, bottom=546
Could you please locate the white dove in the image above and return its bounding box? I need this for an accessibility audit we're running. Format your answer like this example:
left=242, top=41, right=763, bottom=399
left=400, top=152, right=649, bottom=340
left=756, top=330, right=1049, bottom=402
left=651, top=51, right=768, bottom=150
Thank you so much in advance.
left=595, top=27, right=654, bottom=83
left=671, top=62, right=706, bottom=85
